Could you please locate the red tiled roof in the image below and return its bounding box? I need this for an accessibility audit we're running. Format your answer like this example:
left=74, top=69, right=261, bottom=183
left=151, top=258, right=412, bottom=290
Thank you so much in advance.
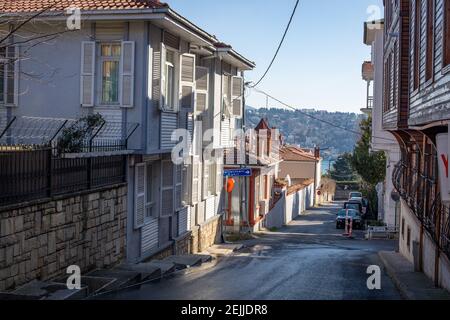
left=280, top=145, right=318, bottom=162
left=0, top=0, right=166, bottom=13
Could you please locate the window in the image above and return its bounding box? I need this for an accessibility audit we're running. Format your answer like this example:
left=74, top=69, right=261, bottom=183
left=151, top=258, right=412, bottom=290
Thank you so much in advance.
left=100, top=44, right=121, bottom=104
left=175, top=164, right=183, bottom=210
left=0, top=46, right=17, bottom=105
left=208, top=162, right=215, bottom=196
left=444, top=0, right=450, bottom=67
left=165, top=50, right=176, bottom=109
left=407, top=226, right=411, bottom=252
left=414, top=0, right=421, bottom=90
left=425, top=0, right=435, bottom=82
left=401, top=217, right=405, bottom=239
left=393, top=43, right=398, bottom=109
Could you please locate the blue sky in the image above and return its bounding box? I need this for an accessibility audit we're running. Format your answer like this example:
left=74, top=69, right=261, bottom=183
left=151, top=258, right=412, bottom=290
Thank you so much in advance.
left=168, top=0, right=383, bottom=113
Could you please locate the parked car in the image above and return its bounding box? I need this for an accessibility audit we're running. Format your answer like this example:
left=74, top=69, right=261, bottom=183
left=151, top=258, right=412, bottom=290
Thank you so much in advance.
left=336, top=209, right=363, bottom=229
left=344, top=201, right=362, bottom=214
left=348, top=197, right=367, bottom=216
left=348, top=191, right=362, bottom=200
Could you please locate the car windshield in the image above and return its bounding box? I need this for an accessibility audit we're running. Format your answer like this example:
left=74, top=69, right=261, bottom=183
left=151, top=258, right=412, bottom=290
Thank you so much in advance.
left=350, top=192, right=362, bottom=198
left=337, top=210, right=358, bottom=217
left=345, top=203, right=360, bottom=210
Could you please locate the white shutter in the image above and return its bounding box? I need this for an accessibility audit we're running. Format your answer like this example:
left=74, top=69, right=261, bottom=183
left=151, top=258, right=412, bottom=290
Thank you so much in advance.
left=134, top=163, right=146, bottom=229
left=120, top=41, right=135, bottom=107
left=215, top=163, right=223, bottom=195
left=161, top=160, right=174, bottom=216
left=195, top=66, right=208, bottom=114
left=179, top=54, right=196, bottom=112
left=159, top=43, right=167, bottom=110
left=231, top=76, right=243, bottom=117
left=190, top=155, right=201, bottom=205
left=202, top=160, right=209, bottom=200
left=175, top=164, right=183, bottom=210
left=80, top=41, right=95, bottom=107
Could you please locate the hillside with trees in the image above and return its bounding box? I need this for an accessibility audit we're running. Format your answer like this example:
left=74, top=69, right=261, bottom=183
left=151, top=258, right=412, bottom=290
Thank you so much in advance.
left=245, top=107, right=363, bottom=159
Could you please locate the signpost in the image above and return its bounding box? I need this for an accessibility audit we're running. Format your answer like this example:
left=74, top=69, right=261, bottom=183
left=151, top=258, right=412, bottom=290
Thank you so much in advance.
left=223, top=168, right=252, bottom=177
left=436, top=133, right=450, bottom=204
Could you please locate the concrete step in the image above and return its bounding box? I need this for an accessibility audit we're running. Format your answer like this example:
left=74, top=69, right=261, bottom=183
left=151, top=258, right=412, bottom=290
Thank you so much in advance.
left=116, top=263, right=162, bottom=281
left=12, top=280, right=87, bottom=300
left=161, top=254, right=210, bottom=268
left=86, top=269, right=142, bottom=291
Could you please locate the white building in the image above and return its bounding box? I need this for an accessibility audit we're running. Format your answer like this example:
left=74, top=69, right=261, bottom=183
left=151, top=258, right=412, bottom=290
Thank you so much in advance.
left=363, top=20, right=401, bottom=229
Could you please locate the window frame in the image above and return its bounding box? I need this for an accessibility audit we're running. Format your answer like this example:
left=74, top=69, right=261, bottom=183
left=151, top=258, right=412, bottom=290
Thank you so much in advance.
left=164, top=48, right=179, bottom=112
left=0, top=45, right=17, bottom=106
left=425, top=0, right=435, bottom=83
left=98, top=42, right=122, bottom=106
left=413, top=0, right=421, bottom=91
left=144, top=163, right=155, bottom=222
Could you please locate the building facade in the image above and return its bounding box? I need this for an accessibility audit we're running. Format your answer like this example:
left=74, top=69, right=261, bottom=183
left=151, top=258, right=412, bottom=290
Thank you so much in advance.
left=383, top=0, right=450, bottom=291
left=363, top=20, right=401, bottom=229
left=0, top=0, right=254, bottom=263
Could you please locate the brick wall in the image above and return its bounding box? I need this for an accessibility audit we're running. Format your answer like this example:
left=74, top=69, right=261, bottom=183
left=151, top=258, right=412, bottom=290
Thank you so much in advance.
left=0, top=184, right=127, bottom=291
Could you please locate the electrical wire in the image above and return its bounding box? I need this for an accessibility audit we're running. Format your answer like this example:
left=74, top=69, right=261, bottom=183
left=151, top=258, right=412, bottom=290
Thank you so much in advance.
left=249, top=0, right=300, bottom=88
left=250, top=86, right=397, bottom=142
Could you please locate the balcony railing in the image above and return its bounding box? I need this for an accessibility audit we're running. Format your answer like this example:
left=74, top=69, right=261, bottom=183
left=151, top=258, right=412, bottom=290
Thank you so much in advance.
left=393, top=155, right=450, bottom=260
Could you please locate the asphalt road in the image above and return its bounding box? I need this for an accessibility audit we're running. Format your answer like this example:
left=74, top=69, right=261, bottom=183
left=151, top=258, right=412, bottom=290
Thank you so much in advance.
left=106, top=202, right=402, bottom=300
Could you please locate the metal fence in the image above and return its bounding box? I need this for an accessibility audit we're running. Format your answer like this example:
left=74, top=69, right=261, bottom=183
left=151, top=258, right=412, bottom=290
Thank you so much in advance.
left=393, top=155, right=450, bottom=261
left=0, top=147, right=126, bottom=207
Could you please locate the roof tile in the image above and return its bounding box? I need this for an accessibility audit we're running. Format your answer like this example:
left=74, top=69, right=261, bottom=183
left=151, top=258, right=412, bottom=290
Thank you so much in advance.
left=0, top=0, right=166, bottom=13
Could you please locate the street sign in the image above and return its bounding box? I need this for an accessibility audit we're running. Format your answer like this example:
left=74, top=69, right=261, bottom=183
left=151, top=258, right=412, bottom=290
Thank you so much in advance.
left=223, top=168, right=252, bottom=177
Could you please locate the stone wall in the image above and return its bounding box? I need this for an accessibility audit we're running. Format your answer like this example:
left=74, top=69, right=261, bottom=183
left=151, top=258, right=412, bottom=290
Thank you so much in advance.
left=0, top=184, right=127, bottom=291
left=196, top=215, right=221, bottom=252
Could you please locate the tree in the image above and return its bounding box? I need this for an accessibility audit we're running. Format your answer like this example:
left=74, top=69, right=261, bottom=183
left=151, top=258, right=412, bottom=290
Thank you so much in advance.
left=351, top=116, right=386, bottom=185
left=351, top=115, right=386, bottom=220
left=330, top=152, right=357, bottom=182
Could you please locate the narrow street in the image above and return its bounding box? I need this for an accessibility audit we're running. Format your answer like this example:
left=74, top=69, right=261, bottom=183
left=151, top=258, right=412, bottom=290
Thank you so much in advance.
left=106, top=202, right=402, bottom=300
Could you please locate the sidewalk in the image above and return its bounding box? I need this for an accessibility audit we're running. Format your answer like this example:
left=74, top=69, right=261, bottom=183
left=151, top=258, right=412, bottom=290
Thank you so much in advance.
left=379, top=251, right=450, bottom=300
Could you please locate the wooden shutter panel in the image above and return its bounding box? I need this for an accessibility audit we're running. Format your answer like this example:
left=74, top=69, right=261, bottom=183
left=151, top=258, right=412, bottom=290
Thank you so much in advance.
left=121, top=41, right=135, bottom=107
left=190, top=155, right=201, bottom=204
left=180, top=54, right=195, bottom=111
left=134, top=163, right=146, bottom=229
left=231, top=76, right=243, bottom=117
left=80, top=41, right=95, bottom=107
left=202, top=161, right=209, bottom=200
left=195, top=66, right=208, bottom=114
left=215, top=163, right=223, bottom=195
left=159, top=43, right=167, bottom=110
left=161, top=160, right=174, bottom=216
left=175, top=164, right=183, bottom=210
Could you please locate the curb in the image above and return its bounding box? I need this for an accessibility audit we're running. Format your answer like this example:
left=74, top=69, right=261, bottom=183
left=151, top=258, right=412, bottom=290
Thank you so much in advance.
left=378, top=251, right=411, bottom=300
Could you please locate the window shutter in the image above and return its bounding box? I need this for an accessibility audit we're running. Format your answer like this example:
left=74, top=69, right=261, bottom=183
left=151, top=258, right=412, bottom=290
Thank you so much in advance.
left=175, top=164, right=183, bottom=210
left=159, top=43, right=167, bottom=110
left=195, top=66, right=208, bottom=113
left=202, top=161, right=210, bottom=200
left=190, top=155, right=201, bottom=205
left=80, top=41, right=95, bottom=107
left=179, top=54, right=195, bottom=112
left=231, top=76, right=243, bottom=117
left=120, top=41, right=135, bottom=107
left=134, top=163, right=146, bottom=229
left=161, top=160, right=174, bottom=216
left=215, top=163, right=223, bottom=195
left=3, top=45, right=19, bottom=106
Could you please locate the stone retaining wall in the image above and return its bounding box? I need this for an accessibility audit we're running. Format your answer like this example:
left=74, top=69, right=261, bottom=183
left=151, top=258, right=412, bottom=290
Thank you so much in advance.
left=0, top=184, right=127, bottom=291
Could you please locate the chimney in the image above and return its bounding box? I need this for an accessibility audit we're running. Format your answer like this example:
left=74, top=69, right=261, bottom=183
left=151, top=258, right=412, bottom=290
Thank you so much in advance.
left=314, top=147, right=320, bottom=159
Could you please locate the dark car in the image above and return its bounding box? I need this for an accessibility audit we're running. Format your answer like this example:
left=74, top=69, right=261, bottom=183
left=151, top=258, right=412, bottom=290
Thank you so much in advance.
left=343, top=201, right=362, bottom=214
left=336, top=209, right=363, bottom=230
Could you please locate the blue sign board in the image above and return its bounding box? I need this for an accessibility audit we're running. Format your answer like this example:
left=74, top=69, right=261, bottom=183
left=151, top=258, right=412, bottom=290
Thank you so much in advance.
left=224, top=168, right=252, bottom=177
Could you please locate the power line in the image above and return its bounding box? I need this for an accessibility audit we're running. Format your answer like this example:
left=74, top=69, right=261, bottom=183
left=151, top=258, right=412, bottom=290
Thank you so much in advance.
left=250, top=86, right=397, bottom=142
left=249, top=0, right=300, bottom=88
